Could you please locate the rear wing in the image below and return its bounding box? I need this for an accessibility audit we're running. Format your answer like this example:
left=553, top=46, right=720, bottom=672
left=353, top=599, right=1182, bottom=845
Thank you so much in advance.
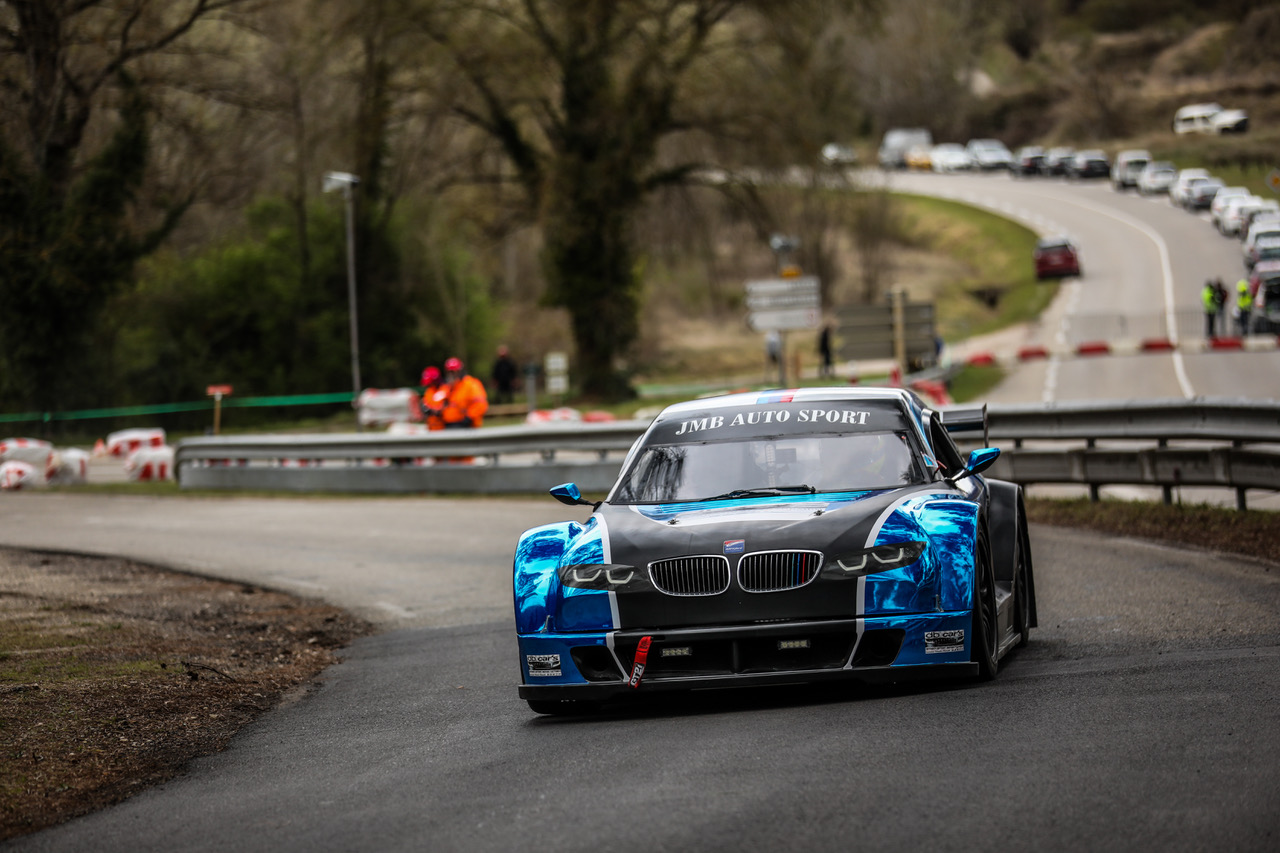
left=939, top=404, right=989, bottom=446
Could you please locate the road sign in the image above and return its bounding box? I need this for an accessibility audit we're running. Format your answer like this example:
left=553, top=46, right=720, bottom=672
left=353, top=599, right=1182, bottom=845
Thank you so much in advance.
left=206, top=385, right=233, bottom=397
left=746, top=276, right=821, bottom=330
left=748, top=307, right=821, bottom=331
left=836, top=302, right=936, bottom=362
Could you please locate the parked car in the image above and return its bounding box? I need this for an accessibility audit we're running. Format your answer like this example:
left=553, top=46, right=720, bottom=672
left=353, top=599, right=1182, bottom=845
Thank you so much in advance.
left=1168, top=168, right=1212, bottom=207
left=1173, top=102, right=1250, bottom=135
left=512, top=388, right=1035, bottom=714
left=1012, top=146, right=1044, bottom=177
left=1066, top=150, right=1110, bottom=180
left=1239, top=203, right=1280, bottom=239
left=1242, top=216, right=1280, bottom=257
left=1136, top=161, right=1178, bottom=195
left=820, top=143, right=858, bottom=166
left=1040, top=147, right=1075, bottom=176
left=1250, top=261, right=1280, bottom=333
left=1220, top=195, right=1265, bottom=237
left=1186, top=177, right=1225, bottom=210
left=1111, top=149, right=1151, bottom=190
left=1245, top=236, right=1280, bottom=271
left=905, top=144, right=934, bottom=170
left=931, top=143, right=975, bottom=172
left=1034, top=236, right=1081, bottom=280
left=966, top=138, right=1014, bottom=170
left=879, top=128, right=933, bottom=169
left=1210, top=186, right=1252, bottom=228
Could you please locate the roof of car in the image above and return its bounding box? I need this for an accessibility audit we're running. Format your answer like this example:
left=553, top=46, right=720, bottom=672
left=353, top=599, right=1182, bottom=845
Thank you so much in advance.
left=657, top=387, right=923, bottom=418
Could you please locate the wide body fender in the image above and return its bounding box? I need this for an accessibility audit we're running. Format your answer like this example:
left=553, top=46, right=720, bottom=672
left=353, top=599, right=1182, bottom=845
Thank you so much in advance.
left=513, top=520, right=584, bottom=635
left=910, top=498, right=982, bottom=613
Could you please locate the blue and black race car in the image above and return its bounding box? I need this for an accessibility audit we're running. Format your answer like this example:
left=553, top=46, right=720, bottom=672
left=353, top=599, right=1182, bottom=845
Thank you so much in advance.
left=513, top=387, right=1035, bottom=715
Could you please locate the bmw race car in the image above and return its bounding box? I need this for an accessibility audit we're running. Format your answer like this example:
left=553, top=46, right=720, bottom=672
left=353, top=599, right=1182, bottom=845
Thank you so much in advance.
left=512, top=387, right=1036, bottom=715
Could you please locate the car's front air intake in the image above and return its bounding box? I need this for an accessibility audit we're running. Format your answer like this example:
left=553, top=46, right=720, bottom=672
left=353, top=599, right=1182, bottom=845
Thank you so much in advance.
left=738, top=551, right=823, bottom=593
left=648, top=556, right=731, bottom=596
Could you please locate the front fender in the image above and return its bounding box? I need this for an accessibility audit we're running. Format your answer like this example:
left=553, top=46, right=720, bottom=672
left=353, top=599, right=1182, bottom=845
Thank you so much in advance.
left=513, top=521, right=583, bottom=635
left=913, top=499, right=981, bottom=612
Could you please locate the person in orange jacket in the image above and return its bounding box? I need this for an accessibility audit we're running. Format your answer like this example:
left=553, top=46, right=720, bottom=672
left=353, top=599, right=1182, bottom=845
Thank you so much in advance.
left=440, top=357, right=488, bottom=429
left=419, top=366, right=448, bottom=430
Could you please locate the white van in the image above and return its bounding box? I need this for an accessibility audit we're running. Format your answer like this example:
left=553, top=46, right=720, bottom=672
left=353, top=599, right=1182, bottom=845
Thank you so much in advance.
left=1173, top=103, right=1250, bottom=135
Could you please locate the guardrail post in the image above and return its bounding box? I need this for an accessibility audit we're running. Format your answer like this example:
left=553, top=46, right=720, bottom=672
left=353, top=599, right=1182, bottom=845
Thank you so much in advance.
left=1233, top=440, right=1248, bottom=511
left=1159, top=439, right=1172, bottom=505
left=1087, top=438, right=1100, bottom=502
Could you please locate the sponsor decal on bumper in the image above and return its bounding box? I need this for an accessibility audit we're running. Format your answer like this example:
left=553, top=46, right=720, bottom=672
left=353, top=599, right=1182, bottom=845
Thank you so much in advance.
left=924, top=629, right=965, bottom=654
left=526, top=654, right=562, bottom=676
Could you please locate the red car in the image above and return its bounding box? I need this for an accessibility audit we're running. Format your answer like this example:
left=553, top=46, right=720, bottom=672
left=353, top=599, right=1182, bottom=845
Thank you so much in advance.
left=1034, top=237, right=1081, bottom=280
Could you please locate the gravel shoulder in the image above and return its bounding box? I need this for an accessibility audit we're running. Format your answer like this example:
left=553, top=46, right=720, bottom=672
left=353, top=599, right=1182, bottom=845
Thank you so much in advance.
left=0, top=548, right=372, bottom=841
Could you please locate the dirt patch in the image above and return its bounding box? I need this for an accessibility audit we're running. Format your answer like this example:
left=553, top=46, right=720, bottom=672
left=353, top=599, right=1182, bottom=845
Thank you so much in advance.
left=0, top=548, right=373, bottom=841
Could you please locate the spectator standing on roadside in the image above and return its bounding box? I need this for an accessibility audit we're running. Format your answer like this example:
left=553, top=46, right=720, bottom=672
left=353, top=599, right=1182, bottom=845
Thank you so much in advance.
left=1235, top=277, right=1254, bottom=336
left=441, top=357, right=489, bottom=429
left=490, top=345, right=518, bottom=405
left=1202, top=280, right=1219, bottom=339
left=1213, top=278, right=1227, bottom=336
left=817, top=325, right=834, bottom=378
left=419, top=366, right=447, bottom=431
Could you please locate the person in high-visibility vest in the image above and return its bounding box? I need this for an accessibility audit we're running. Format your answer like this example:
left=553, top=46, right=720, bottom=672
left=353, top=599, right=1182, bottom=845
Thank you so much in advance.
left=419, top=366, right=447, bottom=431
left=1235, top=278, right=1254, bottom=336
left=1202, top=280, right=1219, bottom=339
left=440, top=357, right=489, bottom=429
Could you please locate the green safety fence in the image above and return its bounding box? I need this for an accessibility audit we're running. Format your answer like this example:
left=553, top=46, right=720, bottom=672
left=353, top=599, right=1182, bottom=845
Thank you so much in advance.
left=0, top=391, right=357, bottom=425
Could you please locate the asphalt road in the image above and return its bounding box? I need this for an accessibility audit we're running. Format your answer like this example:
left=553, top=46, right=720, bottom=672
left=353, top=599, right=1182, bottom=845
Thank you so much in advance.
left=7, top=516, right=1279, bottom=853
left=6, top=173, right=1280, bottom=851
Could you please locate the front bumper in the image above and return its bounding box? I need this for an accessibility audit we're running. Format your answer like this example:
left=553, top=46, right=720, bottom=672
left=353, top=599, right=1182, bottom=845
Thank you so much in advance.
left=517, top=611, right=976, bottom=701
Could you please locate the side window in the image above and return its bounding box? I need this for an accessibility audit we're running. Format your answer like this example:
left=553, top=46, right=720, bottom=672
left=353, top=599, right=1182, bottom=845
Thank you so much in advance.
left=928, top=413, right=966, bottom=476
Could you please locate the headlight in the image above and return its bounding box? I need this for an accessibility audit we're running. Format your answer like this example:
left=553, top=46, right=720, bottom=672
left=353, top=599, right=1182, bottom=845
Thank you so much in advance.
left=558, top=564, right=641, bottom=590
left=825, top=542, right=926, bottom=578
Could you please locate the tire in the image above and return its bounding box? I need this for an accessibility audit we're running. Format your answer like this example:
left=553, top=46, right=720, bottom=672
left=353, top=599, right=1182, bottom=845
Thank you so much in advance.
left=526, top=698, right=597, bottom=716
left=1013, top=531, right=1031, bottom=649
left=971, top=533, right=999, bottom=681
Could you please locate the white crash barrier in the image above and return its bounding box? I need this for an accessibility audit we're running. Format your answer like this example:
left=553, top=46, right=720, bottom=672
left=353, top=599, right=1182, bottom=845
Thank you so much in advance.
left=46, top=448, right=91, bottom=485
left=357, top=388, right=423, bottom=427
left=124, top=445, right=175, bottom=481
left=0, top=460, right=38, bottom=490
left=526, top=407, right=582, bottom=424
left=107, top=428, right=167, bottom=458
left=0, top=437, right=54, bottom=467
left=387, top=421, right=433, bottom=436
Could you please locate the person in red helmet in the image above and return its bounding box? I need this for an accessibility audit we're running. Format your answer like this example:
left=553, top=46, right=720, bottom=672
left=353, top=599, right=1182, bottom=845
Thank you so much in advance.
left=441, top=357, right=488, bottom=429
left=419, top=366, right=447, bottom=431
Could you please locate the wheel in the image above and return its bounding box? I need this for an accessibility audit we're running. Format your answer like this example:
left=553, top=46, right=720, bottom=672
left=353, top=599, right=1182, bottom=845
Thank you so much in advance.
left=526, top=698, right=597, bottom=716
left=971, top=534, right=999, bottom=681
left=1013, top=531, right=1031, bottom=648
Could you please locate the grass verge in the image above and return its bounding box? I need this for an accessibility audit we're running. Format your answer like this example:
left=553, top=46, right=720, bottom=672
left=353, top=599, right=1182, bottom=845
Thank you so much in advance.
left=1026, top=497, right=1280, bottom=565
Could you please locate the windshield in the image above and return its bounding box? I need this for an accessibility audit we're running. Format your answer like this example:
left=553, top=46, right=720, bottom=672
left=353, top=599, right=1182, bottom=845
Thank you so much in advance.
left=612, top=430, right=925, bottom=504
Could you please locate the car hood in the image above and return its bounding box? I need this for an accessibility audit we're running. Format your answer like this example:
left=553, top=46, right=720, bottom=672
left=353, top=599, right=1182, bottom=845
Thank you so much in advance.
left=598, top=487, right=933, bottom=568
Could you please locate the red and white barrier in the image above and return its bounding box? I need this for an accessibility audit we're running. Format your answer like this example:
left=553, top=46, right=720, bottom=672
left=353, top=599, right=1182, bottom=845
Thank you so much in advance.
left=357, top=388, right=424, bottom=427
left=387, top=422, right=433, bottom=436
left=1, top=437, right=54, bottom=468
left=961, top=334, right=1280, bottom=368
left=0, top=460, right=38, bottom=490
left=106, top=428, right=166, bottom=458
left=46, top=448, right=91, bottom=485
left=526, top=407, right=582, bottom=424
left=124, top=445, right=175, bottom=482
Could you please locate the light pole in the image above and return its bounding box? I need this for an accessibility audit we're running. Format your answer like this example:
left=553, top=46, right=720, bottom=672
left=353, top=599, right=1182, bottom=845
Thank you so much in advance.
left=323, top=171, right=362, bottom=422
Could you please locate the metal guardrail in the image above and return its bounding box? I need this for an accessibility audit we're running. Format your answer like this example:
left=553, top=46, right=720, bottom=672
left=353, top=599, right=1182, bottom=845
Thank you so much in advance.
left=174, top=398, right=1280, bottom=508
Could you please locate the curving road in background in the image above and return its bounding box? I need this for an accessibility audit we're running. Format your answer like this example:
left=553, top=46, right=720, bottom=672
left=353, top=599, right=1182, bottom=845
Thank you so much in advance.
left=6, top=174, right=1280, bottom=851
left=884, top=170, right=1280, bottom=405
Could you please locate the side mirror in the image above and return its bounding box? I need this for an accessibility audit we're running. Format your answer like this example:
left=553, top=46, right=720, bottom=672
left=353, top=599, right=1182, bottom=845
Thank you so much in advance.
left=550, top=482, right=594, bottom=507
left=950, top=446, right=1001, bottom=484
